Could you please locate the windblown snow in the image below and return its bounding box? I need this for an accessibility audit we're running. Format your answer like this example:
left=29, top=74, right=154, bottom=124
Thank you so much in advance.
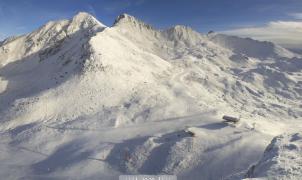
left=0, top=12, right=301, bottom=180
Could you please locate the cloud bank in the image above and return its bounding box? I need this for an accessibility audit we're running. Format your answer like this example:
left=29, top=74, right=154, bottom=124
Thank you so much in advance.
left=222, top=21, right=302, bottom=49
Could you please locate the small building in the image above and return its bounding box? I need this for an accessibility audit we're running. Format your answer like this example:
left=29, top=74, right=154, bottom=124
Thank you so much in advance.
left=222, top=115, right=240, bottom=123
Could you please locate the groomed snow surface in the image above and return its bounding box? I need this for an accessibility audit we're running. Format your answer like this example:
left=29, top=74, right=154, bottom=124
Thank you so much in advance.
left=0, top=12, right=301, bottom=180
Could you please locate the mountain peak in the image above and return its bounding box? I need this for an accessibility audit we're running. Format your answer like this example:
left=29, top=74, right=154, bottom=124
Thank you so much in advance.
left=114, top=13, right=132, bottom=23
left=50, top=11, right=106, bottom=37
left=72, top=12, right=102, bottom=25
left=73, top=12, right=94, bottom=20
left=69, top=12, right=106, bottom=30
left=113, top=13, right=153, bottom=30
left=171, top=25, right=190, bottom=30
left=163, top=25, right=204, bottom=45
left=167, top=25, right=195, bottom=33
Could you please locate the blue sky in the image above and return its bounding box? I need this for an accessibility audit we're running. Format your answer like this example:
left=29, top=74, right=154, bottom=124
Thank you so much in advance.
left=0, top=0, right=302, bottom=48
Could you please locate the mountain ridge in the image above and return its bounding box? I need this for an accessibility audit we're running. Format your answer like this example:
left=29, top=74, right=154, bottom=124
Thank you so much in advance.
left=0, top=12, right=301, bottom=180
left=1, top=11, right=301, bottom=132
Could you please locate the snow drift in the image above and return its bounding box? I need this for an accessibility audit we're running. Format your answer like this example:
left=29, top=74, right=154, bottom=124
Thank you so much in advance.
left=245, top=133, right=302, bottom=180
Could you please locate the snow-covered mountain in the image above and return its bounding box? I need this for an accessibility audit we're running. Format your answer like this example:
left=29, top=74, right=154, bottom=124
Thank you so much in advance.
left=0, top=12, right=301, bottom=180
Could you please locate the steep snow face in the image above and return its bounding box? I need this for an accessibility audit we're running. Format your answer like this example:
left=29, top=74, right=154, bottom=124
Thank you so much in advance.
left=0, top=12, right=105, bottom=66
left=0, top=12, right=302, bottom=180
left=0, top=12, right=107, bottom=129
left=112, top=14, right=219, bottom=61
left=112, top=14, right=165, bottom=58
left=66, top=12, right=105, bottom=34
left=113, top=13, right=154, bottom=30
left=245, top=133, right=302, bottom=180
left=163, top=25, right=205, bottom=45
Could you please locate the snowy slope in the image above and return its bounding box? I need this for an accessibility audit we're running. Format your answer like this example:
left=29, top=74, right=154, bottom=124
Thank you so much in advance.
left=247, top=133, right=302, bottom=180
left=0, top=12, right=302, bottom=180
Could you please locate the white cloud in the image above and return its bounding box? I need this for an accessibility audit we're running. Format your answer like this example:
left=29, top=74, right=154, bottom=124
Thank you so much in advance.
left=289, top=13, right=302, bottom=19
left=221, top=21, right=302, bottom=49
